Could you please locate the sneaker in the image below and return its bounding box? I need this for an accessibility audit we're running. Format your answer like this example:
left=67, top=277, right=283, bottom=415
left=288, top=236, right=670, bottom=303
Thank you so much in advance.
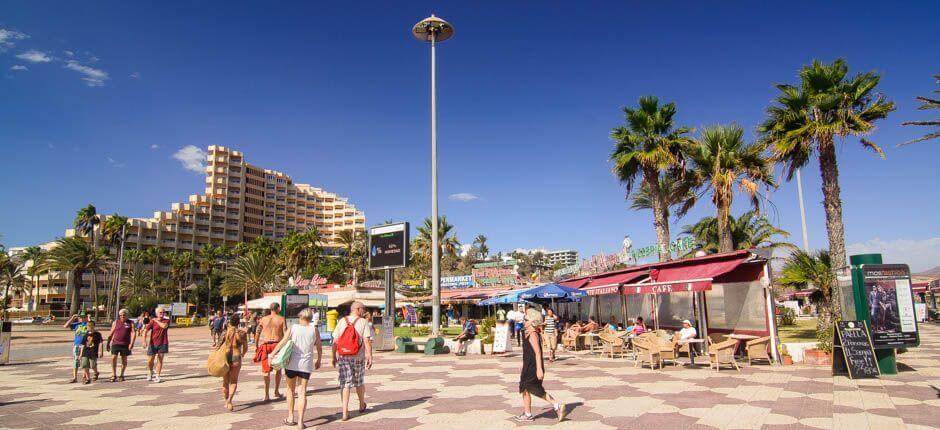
left=556, top=403, right=568, bottom=422
left=513, top=413, right=534, bottom=422
left=146, top=373, right=153, bottom=382
left=154, top=375, right=162, bottom=383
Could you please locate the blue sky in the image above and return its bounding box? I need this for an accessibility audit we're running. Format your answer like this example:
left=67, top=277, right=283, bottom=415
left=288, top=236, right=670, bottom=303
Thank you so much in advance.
left=1, top=2, right=939, bottom=270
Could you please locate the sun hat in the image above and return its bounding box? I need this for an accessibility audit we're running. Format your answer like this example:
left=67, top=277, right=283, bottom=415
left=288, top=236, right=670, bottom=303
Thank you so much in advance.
left=682, top=319, right=692, bottom=325
left=525, top=308, right=543, bottom=326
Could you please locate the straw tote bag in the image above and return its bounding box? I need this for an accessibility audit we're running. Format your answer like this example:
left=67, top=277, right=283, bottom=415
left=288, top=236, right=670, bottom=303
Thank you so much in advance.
left=207, top=338, right=231, bottom=377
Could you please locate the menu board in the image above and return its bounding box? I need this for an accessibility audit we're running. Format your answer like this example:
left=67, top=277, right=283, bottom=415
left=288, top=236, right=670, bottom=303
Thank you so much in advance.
left=861, top=264, right=920, bottom=348
left=832, top=321, right=879, bottom=379
left=492, top=324, right=512, bottom=353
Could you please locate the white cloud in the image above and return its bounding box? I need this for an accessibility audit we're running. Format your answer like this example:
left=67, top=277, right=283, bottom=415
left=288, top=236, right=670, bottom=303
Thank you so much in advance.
left=10, top=65, right=27, bottom=71
left=63, top=50, right=74, bottom=57
left=173, top=145, right=207, bottom=173
left=64, top=60, right=108, bottom=87
left=130, top=72, right=140, bottom=79
left=16, top=49, right=52, bottom=63
left=0, top=28, right=28, bottom=51
left=149, top=144, right=159, bottom=150
left=449, top=193, right=480, bottom=202
left=846, top=237, right=940, bottom=273
left=106, top=157, right=126, bottom=168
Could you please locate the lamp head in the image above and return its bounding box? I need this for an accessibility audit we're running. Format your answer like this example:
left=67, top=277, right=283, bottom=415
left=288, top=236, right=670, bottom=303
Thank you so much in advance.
left=412, top=15, right=454, bottom=42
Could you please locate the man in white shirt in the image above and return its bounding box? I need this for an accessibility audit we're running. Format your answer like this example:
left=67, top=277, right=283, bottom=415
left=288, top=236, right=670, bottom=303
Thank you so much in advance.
left=331, top=301, right=373, bottom=421
left=678, top=319, right=697, bottom=340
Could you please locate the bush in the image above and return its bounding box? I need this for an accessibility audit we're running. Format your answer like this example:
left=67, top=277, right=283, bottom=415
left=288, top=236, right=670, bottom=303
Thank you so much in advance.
left=412, top=326, right=430, bottom=336
left=777, top=306, right=796, bottom=326
left=816, top=323, right=834, bottom=353
left=478, top=316, right=496, bottom=344
left=802, top=305, right=812, bottom=315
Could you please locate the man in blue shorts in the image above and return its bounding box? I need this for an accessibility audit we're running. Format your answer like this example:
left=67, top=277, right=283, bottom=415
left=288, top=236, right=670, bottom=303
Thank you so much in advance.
left=62, top=313, right=89, bottom=383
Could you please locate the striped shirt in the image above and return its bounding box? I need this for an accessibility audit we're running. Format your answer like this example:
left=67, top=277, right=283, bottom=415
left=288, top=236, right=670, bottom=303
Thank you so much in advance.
left=543, top=316, right=557, bottom=334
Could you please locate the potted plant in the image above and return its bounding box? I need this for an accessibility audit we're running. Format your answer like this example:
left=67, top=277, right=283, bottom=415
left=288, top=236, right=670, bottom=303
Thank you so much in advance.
left=803, top=325, right=833, bottom=365
left=779, top=344, right=793, bottom=365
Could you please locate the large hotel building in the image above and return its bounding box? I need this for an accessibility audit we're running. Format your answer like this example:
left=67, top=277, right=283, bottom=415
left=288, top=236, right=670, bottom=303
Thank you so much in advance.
left=14, top=145, right=365, bottom=310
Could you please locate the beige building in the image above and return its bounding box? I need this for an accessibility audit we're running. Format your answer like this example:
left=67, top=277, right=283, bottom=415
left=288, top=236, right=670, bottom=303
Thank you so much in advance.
left=15, top=145, right=366, bottom=311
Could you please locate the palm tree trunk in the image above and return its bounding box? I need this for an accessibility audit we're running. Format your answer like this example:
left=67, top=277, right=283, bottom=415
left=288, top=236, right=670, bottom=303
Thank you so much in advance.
left=69, top=270, right=83, bottom=315
left=717, top=198, right=734, bottom=253
left=646, top=171, right=672, bottom=262
left=818, top=138, right=845, bottom=318
left=3, top=282, right=10, bottom=319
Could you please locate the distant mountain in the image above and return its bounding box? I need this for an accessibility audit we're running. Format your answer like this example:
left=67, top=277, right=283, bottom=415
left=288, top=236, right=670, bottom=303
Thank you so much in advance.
left=915, top=265, right=940, bottom=279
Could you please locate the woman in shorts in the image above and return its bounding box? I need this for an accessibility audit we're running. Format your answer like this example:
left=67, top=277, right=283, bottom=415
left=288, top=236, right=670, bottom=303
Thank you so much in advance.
left=272, top=308, right=322, bottom=429
left=219, top=315, right=247, bottom=411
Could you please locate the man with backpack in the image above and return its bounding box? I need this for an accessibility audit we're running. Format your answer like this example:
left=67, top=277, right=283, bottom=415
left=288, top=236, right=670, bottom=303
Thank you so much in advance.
left=331, top=301, right=373, bottom=421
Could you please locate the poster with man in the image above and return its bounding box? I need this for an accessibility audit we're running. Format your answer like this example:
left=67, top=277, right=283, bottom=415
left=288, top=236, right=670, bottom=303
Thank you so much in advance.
left=861, top=264, right=919, bottom=348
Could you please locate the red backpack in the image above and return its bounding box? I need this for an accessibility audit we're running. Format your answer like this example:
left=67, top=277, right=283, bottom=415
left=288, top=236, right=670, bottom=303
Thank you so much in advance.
left=335, top=317, right=361, bottom=356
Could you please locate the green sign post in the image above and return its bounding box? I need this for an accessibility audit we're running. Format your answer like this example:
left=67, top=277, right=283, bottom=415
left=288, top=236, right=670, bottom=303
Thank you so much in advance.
left=849, top=254, right=921, bottom=375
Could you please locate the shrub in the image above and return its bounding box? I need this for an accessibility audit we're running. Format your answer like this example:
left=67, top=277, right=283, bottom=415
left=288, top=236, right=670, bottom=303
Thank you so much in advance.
left=777, top=306, right=796, bottom=326
left=816, top=323, right=833, bottom=353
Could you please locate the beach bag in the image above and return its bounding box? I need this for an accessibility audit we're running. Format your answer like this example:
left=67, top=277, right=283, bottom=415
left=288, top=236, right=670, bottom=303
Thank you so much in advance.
left=206, top=341, right=230, bottom=377
left=335, top=317, right=362, bottom=356
left=270, top=340, right=294, bottom=370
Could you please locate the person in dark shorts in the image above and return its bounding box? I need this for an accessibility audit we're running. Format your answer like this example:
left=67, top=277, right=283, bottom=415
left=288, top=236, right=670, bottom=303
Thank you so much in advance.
left=144, top=307, right=171, bottom=383
left=210, top=311, right=225, bottom=346
left=272, top=308, right=322, bottom=428
left=80, top=321, right=104, bottom=384
left=515, top=309, right=566, bottom=422
left=108, top=308, right=137, bottom=382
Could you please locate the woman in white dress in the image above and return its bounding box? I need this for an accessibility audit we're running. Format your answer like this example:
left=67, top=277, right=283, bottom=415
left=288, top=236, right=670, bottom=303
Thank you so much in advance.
left=272, top=308, right=322, bottom=429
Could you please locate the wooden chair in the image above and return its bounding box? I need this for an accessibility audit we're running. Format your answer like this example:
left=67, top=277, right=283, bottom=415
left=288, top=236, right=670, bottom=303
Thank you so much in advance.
left=708, top=339, right=740, bottom=371
left=598, top=331, right=627, bottom=359
left=707, top=333, right=727, bottom=346
left=632, top=337, right=662, bottom=370
left=745, top=336, right=772, bottom=365
left=561, top=329, right=579, bottom=350
left=655, top=337, right=680, bottom=366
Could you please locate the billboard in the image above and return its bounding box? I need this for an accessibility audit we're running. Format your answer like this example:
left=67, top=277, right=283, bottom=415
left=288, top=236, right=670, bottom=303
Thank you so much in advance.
left=441, top=275, right=474, bottom=289
left=861, top=264, right=919, bottom=348
left=368, top=222, right=410, bottom=270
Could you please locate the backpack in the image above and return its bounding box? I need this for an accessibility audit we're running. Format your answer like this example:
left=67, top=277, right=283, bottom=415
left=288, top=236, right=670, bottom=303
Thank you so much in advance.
left=334, top=317, right=362, bottom=356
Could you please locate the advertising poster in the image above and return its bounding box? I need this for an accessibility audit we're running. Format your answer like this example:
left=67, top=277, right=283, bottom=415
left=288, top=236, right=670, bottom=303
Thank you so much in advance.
left=861, top=264, right=919, bottom=348
left=492, top=323, right=512, bottom=353
left=285, top=294, right=309, bottom=328
left=368, top=223, right=410, bottom=270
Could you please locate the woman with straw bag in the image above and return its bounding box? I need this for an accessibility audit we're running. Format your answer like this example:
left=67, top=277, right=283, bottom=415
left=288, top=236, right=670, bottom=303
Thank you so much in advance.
left=208, top=315, right=248, bottom=411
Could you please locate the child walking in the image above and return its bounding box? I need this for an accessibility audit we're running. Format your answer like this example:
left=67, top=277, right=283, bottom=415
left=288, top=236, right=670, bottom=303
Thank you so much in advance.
left=80, top=321, right=104, bottom=384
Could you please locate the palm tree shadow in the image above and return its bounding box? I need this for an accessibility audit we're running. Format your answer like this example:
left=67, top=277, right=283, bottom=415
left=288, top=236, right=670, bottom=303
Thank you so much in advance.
left=303, top=396, right=432, bottom=427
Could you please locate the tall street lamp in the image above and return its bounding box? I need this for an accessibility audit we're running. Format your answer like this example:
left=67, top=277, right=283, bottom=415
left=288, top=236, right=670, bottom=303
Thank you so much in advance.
left=412, top=15, right=453, bottom=336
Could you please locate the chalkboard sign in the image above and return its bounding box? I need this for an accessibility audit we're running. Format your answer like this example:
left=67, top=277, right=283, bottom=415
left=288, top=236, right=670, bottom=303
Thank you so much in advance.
left=832, top=321, right=880, bottom=379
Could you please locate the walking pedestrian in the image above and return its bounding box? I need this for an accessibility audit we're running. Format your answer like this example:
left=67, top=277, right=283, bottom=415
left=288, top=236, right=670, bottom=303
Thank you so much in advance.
left=107, top=309, right=136, bottom=382
left=79, top=320, right=104, bottom=384
left=62, top=313, right=89, bottom=383
left=136, top=311, right=151, bottom=337
left=210, top=311, right=225, bottom=347
left=272, top=308, right=322, bottom=429
left=515, top=308, right=567, bottom=422
left=143, top=306, right=171, bottom=383
left=542, top=308, right=558, bottom=362
left=253, top=302, right=286, bottom=401
left=331, top=301, right=373, bottom=421
left=219, top=314, right=248, bottom=412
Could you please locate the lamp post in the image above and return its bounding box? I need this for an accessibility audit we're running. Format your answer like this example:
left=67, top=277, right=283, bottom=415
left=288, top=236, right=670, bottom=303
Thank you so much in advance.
left=413, top=15, right=453, bottom=336
left=796, top=168, right=810, bottom=251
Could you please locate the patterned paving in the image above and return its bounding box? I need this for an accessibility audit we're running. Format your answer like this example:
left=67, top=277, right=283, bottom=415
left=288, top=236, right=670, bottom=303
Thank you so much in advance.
left=1, top=324, right=939, bottom=429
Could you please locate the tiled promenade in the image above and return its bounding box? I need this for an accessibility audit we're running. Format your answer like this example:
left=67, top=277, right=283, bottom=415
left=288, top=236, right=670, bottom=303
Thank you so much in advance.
left=1, top=324, right=939, bottom=429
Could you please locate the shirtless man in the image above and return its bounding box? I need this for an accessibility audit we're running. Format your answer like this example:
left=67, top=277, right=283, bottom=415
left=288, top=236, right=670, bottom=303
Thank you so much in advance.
left=253, top=302, right=286, bottom=401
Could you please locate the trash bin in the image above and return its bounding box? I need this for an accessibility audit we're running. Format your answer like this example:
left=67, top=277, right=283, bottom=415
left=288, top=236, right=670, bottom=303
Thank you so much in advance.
left=0, top=321, right=11, bottom=365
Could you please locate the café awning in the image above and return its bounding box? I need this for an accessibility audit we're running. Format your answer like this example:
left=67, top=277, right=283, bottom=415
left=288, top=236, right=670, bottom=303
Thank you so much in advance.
left=620, top=252, right=752, bottom=295
left=622, top=278, right=712, bottom=295
left=581, top=272, right=646, bottom=296
left=912, top=283, right=929, bottom=294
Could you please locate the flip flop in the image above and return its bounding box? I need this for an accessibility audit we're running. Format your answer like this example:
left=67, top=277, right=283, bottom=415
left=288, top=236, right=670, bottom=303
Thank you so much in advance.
left=283, top=418, right=296, bottom=426
left=359, top=403, right=367, bottom=413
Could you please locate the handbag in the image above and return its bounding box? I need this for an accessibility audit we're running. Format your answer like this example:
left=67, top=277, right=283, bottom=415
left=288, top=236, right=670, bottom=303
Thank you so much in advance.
left=269, top=339, right=294, bottom=370
left=206, top=340, right=230, bottom=377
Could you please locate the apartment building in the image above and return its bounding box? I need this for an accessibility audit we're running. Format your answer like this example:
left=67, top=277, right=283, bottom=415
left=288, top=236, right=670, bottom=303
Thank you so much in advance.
left=19, top=145, right=366, bottom=311
left=543, top=249, right=579, bottom=267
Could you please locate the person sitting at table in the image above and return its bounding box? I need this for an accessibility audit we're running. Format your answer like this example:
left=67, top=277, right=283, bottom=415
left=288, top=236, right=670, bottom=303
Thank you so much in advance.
left=672, top=319, right=698, bottom=356
left=630, top=317, right=647, bottom=335
left=580, top=317, right=599, bottom=333
left=604, top=316, right=619, bottom=333
left=561, top=321, right=582, bottom=350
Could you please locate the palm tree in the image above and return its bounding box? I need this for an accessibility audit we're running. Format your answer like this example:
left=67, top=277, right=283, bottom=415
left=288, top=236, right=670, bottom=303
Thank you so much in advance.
left=121, top=267, right=152, bottom=300
left=1, top=254, right=28, bottom=318
left=629, top=173, right=697, bottom=222
left=222, top=250, right=279, bottom=310
left=777, top=250, right=837, bottom=348
left=686, top=124, right=776, bottom=252
left=760, top=59, right=895, bottom=273
left=169, top=251, right=195, bottom=302
left=900, top=75, right=939, bottom=146
left=41, top=237, right=106, bottom=315
left=74, top=204, right=103, bottom=317
left=20, top=246, right=44, bottom=312
left=143, top=247, right=165, bottom=286
left=473, top=234, right=489, bottom=261
left=611, top=96, right=692, bottom=261
left=681, top=210, right=795, bottom=256
left=197, top=244, right=225, bottom=313
left=101, top=215, right=129, bottom=315
left=279, top=228, right=322, bottom=283
left=413, top=216, right=460, bottom=276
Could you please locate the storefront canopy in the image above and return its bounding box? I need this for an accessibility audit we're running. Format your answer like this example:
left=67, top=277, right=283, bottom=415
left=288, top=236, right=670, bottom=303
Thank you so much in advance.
left=518, top=283, right=586, bottom=301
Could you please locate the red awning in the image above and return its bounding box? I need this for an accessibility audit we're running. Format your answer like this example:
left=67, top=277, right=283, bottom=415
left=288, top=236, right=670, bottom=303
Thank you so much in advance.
left=650, top=255, right=749, bottom=283
left=912, top=283, right=928, bottom=294
left=622, top=279, right=712, bottom=295
left=580, top=271, right=646, bottom=296
left=559, top=279, right=589, bottom=289
left=584, top=284, right=620, bottom=296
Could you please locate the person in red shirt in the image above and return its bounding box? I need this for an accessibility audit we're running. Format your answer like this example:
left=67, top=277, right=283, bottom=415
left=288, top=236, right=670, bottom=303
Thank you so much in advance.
left=143, top=306, right=171, bottom=383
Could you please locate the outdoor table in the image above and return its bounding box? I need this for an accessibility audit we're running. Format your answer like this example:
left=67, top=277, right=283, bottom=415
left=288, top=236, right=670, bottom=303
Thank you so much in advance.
left=677, top=338, right=705, bottom=365
left=727, top=334, right=759, bottom=356
left=579, top=333, right=601, bottom=353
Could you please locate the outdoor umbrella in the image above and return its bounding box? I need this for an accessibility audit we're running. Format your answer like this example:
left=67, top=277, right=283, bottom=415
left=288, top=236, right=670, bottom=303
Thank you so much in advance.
left=518, top=283, right=586, bottom=302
